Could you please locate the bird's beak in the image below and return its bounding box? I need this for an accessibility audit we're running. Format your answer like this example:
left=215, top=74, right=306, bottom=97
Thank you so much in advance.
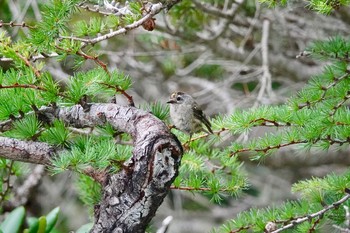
left=167, top=99, right=176, bottom=104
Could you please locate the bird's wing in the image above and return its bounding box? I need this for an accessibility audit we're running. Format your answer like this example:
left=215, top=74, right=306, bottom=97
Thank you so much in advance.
left=193, top=104, right=213, bottom=134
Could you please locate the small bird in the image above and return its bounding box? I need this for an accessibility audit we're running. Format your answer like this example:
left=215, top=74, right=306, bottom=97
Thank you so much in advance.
left=167, top=91, right=213, bottom=136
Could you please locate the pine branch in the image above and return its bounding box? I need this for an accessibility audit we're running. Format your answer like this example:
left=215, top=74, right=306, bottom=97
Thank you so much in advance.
left=55, top=45, right=135, bottom=106
left=230, top=140, right=308, bottom=156
left=298, top=72, right=350, bottom=109
left=59, top=3, right=164, bottom=48
left=271, top=189, right=350, bottom=233
left=330, top=92, right=350, bottom=117
left=0, top=83, right=68, bottom=100
left=230, top=137, right=350, bottom=156
left=55, top=45, right=109, bottom=72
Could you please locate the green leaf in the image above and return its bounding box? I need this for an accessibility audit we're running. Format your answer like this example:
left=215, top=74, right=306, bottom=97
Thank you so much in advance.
left=0, top=206, right=26, bottom=233
left=76, top=223, right=93, bottom=233
left=45, top=207, right=59, bottom=233
left=37, top=216, right=46, bottom=233
left=26, top=217, right=39, bottom=233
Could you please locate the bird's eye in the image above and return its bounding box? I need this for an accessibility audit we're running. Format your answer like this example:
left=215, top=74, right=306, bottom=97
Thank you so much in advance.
left=176, top=97, right=181, bottom=101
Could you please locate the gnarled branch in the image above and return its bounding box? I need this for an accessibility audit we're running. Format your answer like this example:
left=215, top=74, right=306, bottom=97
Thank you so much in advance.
left=0, top=103, right=183, bottom=233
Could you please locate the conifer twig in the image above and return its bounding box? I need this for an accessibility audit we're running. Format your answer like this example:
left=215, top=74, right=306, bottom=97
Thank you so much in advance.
left=14, top=51, right=41, bottom=78
left=330, top=93, right=350, bottom=117
left=249, top=118, right=291, bottom=127
left=170, top=185, right=229, bottom=192
left=230, top=140, right=308, bottom=156
left=271, top=189, right=350, bottom=233
left=0, top=83, right=68, bottom=100
left=59, top=3, right=164, bottom=48
left=0, top=21, right=35, bottom=29
left=298, top=72, right=349, bottom=109
left=98, top=82, right=135, bottom=107
left=55, top=45, right=135, bottom=106
left=0, top=83, right=46, bottom=91
left=230, top=137, right=350, bottom=156
left=189, top=128, right=228, bottom=142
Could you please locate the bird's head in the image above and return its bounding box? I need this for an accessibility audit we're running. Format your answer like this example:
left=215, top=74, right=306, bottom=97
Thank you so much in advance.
left=167, top=92, right=192, bottom=105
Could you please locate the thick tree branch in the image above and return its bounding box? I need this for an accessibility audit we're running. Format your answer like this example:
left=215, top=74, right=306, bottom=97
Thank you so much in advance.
left=0, top=136, right=55, bottom=164
left=0, top=103, right=183, bottom=233
left=56, top=104, right=183, bottom=233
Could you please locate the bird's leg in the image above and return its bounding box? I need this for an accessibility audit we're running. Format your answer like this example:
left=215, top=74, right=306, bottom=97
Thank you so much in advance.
left=168, top=124, right=176, bottom=130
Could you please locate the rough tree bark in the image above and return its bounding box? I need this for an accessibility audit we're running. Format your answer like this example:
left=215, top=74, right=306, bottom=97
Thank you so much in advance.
left=0, top=103, right=183, bottom=233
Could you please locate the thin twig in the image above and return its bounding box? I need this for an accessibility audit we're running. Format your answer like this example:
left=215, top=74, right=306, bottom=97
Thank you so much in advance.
left=330, top=93, right=350, bottom=117
left=99, top=82, right=135, bottom=106
left=0, top=83, right=68, bottom=99
left=59, top=3, right=164, bottom=48
left=14, top=51, right=41, bottom=78
left=0, top=21, right=35, bottom=29
left=249, top=118, right=291, bottom=127
left=156, top=216, right=173, bottom=233
left=239, top=0, right=261, bottom=51
left=255, top=18, right=273, bottom=106
left=182, top=128, right=228, bottom=148
left=170, top=185, right=228, bottom=192
left=78, top=3, right=113, bottom=16
left=192, top=0, right=241, bottom=19
left=0, top=161, right=14, bottom=204
left=0, top=83, right=45, bottom=91
left=11, top=165, right=45, bottom=206
left=332, top=225, right=350, bottom=233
